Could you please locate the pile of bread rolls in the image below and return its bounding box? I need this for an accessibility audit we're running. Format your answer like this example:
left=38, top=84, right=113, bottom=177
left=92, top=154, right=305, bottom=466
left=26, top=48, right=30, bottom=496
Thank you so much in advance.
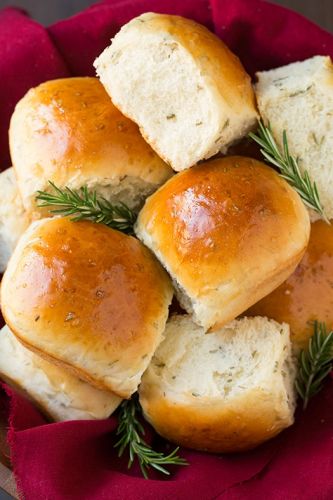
left=0, top=12, right=332, bottom=454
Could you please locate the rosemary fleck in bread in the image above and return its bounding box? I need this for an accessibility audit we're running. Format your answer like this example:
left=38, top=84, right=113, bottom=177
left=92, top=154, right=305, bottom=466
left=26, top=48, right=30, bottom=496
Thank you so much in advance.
left=0, top=325, right=121, bottom=422
left=247, top=220, right=333, bottom=352
left=139, top=315, right=296, bottom=453
left=0, top=167, right=29, bottom=272
left=135, top=156, right=310, bottom=331
left=94, top=13, right=258, bottom=172
left=255, top=55, right=333, bottom=221
left=9, top=77, right=173, bottom=216
left=1, top=217, right=173, bottom=399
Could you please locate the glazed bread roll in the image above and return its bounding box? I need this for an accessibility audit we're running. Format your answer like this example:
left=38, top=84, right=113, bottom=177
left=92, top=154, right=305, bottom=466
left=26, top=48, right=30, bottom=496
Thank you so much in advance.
left=139, top=315, right=296, bottom=453
left=1, top=217, right=173, bottom=398
left=0, top=325, right=121, bottom=422
left=9, top=77, right=173, bottom=215
left=247, top=220, right=333, bottom=351
left=94, top=13, right=258, bottom=172
left=255, top=55, right=333, bottom=221
left=0, top=167, right=29, bottom=272
left=135, top=156, right=310, bottom=331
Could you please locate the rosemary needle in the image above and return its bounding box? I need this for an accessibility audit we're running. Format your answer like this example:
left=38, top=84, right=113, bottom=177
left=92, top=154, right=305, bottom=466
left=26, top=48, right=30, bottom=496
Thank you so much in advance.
left=36, top=181, right=136, bottom=235
left=295, top=321, right=333, bottom=410
left=249, top=121, right=329, bottom=223
left=114, top=398, right=187, bottom=479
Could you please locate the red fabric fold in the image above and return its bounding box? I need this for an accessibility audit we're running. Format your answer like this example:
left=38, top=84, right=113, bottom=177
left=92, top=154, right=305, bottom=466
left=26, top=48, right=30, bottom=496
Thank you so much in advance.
left=4, top=384, right=280, bottom=500
left=223, top=380, right=333, bottom=499
left=210, top=0, right=333, bottom=75
left=0, top=0, right=332, bottom=498
left=0, top=8, right=69, bottom=171
left=48, top=0, right=213, bottom=76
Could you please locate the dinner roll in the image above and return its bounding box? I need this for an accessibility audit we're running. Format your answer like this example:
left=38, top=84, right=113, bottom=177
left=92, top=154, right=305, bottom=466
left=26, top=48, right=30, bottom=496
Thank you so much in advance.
left=1, top=217, right=173, bottom=398
left=94, top=13, right=258, bottom=172
left=0, top=167, right=30, bottom=272
left=0, top=325, right=121, bottom=422
left=255, top=56, right=333, bottom=221
left=135, top=156, right=310, bottom=331
left=247, top=220, right=333, bottom=352
left=9, top=77, right=173, bottom=215
left=139, top=315, right=296, bottom=453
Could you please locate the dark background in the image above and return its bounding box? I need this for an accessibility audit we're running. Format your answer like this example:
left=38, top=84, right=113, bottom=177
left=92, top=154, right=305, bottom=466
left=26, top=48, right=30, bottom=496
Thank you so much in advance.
left=0, top=0, right=332, bottom=32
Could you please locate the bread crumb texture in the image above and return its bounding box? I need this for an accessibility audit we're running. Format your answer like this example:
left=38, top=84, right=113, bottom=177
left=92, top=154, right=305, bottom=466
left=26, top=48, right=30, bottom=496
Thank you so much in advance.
left=139, top=315, right=296, bottom=453
left=95, top=12, right=258, bottom=171
left=255, top=55, right=333, bottom=221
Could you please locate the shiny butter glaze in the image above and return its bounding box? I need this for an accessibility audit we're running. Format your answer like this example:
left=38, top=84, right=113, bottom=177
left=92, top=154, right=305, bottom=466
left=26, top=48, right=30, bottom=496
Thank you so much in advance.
left=1, top=218, right=172, bottom=377
left=9, top=77, right=172, bottom=209
left=138, top=156, right=309, bottom=294
left=247, top=220, right=333, bottom=350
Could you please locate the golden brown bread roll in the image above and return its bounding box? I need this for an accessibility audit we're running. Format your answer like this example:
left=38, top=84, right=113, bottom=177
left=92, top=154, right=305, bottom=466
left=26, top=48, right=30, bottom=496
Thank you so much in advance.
left=0, top=325, right=121, bottom=422
left=9, top=77, right=173, bottom=215
left=247, top=220, right=333, bottom=351
left=95, top=13, right=258, bottom=172
left=1, top=217, right=173, bottom=398
left=135, top=156, right=310, bottom=331
left=139, top=315, right=296, bottom=453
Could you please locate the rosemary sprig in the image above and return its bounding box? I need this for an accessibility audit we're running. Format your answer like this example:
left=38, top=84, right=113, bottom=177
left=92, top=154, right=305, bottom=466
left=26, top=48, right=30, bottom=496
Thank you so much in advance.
left=36, top=181, right=136, bottom=234
left=114, top=398, right=187, bottom=479
left=249, top=121, right=328, bottom=222
left=295, top=321, right=333, bottom=410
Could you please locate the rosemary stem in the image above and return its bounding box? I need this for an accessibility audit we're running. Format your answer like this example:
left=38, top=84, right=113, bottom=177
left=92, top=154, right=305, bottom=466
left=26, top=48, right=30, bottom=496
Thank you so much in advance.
left=249, top=121, right=328, bottom=222
left=35, top=182, right=137, bottom=235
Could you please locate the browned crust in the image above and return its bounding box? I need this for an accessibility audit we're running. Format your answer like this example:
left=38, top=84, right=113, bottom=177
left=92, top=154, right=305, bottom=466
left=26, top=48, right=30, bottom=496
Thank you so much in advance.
left=247, top=219, right=333, bottom=350
left=209, top=244, right=307, bottom=331
left=1, top=218, right=173, bottom=399
left=4, top=327, right=129, bottom=399
left=9, top=77, right=173, bottom=210
left=136, top=156, right=310, bottom=330
left=139, top=392, right=293, bottom=453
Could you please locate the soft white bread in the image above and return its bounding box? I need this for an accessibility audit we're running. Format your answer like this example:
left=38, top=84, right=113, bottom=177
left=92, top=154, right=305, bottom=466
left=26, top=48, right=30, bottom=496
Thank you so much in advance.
left=135, top=156, right=310, bottom=331
left=0, top=217, right=173, bottom=398
left=247, top=220, right=333, bottom=352
left=255, top=55, right=333, bottom=221
left=0, top=168, right=29, bottom=272
left=0, top=325, right=121, bottom=421
left=139, top=315, right=296, bottom=453
left=9, top=77, right=173, bottom=215
left=94, top=13, right=258, bottom=172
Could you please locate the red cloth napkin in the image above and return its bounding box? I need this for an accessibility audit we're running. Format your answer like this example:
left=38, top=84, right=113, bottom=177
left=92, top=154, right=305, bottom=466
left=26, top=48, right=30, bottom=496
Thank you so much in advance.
left=0, top=8, right=69, bottom=171
left=1, top=0, right=333, bottom=498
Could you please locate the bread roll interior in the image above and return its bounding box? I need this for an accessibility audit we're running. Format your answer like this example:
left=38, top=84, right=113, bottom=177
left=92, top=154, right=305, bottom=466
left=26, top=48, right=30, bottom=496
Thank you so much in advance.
left=139, top=315, right=296, bottom=453
left=0, top=167, right=29, bottom=272
left=95, top=12, right=258, bottom=171
left=255, top=55, right=333, bottom=221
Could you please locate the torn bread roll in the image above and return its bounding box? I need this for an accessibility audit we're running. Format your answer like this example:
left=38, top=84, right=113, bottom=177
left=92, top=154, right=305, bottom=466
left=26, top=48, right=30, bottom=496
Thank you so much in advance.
left=139, top=315, right=296, bottom=453
left=95, top=12, right=258, bottom=172
left=135, top=156, right=310, bottom=331
left=0, top=325, right=121, bottom=421
left=255, top=55, right=333, bottom=221
left=0, top=167, right=30, bottom=272
left=247, top=220, right=333, bottom=352
left=1, top=217, right=173, bottom=398
left=9, top=77, right=173, bottom=216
